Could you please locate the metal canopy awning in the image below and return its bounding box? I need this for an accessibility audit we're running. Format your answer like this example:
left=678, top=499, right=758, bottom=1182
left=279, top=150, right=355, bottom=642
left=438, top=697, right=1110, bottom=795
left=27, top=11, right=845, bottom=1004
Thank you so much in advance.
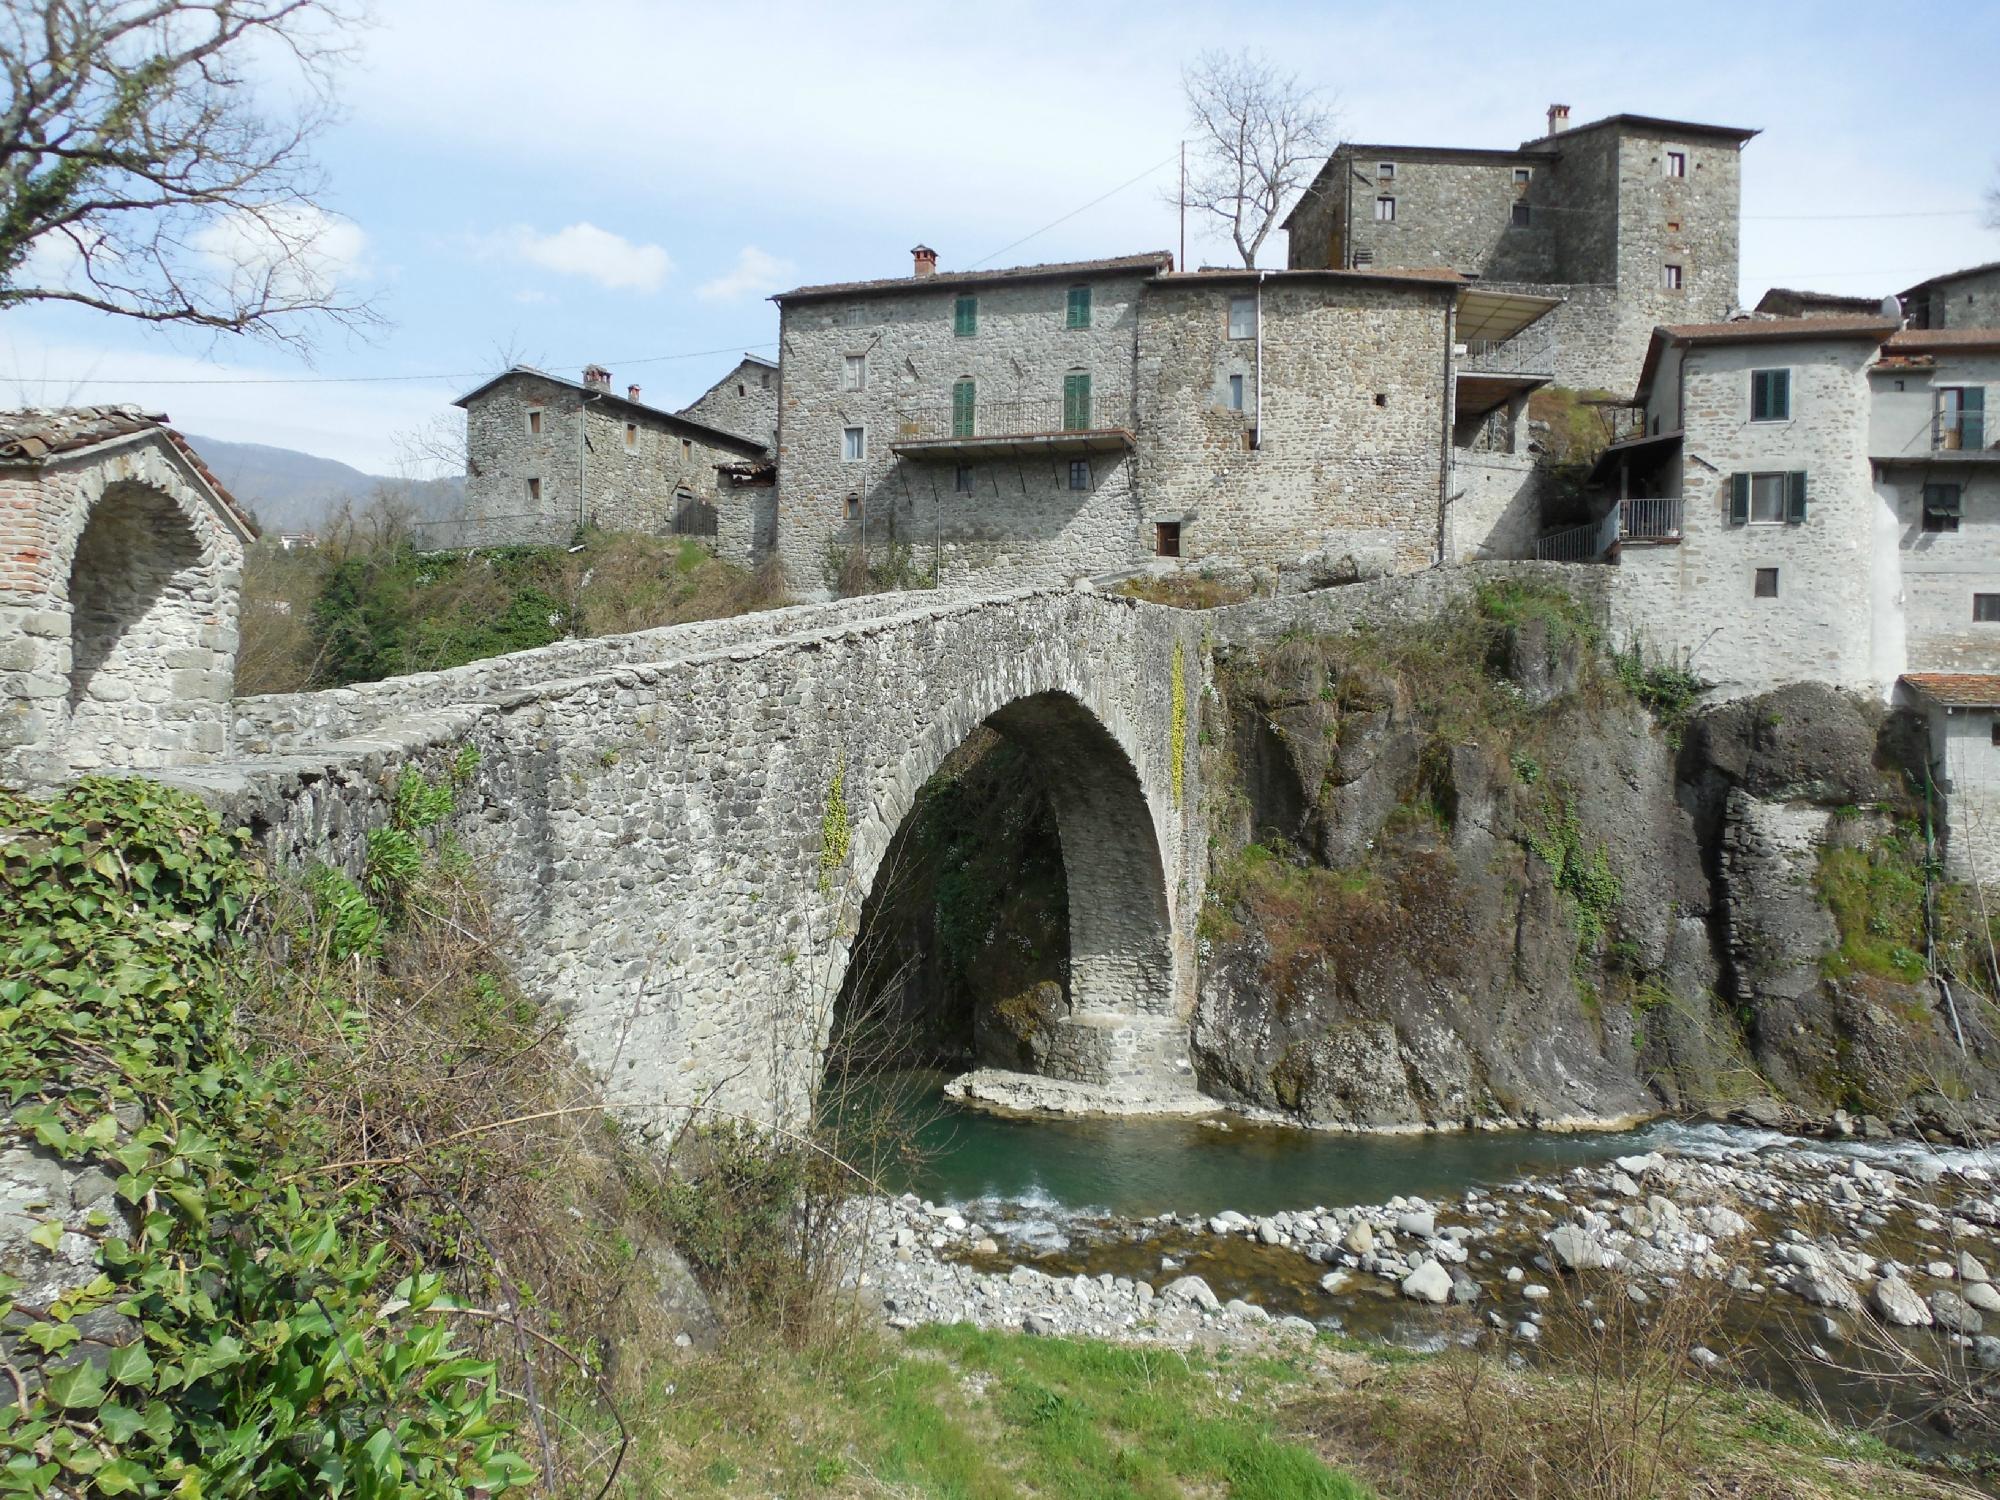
left=1455, top=288, right=1562, bottom=344
left=1587, top=429, right=1683, bottom=485
left=890, top=428, right=1135, bottom=461
left=1456, top=372, right=1551, bottom=417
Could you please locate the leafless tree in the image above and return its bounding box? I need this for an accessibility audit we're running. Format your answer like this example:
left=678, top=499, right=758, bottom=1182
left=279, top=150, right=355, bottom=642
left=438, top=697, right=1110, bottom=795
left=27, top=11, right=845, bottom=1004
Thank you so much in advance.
left=1178, top=49, right=1335, bottom=268
left=0, top=0, right=377, bottom=350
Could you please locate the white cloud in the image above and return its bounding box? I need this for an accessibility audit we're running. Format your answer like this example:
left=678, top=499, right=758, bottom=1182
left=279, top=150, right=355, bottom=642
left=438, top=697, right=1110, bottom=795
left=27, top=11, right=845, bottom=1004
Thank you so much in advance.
left=497, top=222, right=672, bottom=292
left=191, top=204, right=369, bottom=306
left=698, top=245, right=798, bottom=303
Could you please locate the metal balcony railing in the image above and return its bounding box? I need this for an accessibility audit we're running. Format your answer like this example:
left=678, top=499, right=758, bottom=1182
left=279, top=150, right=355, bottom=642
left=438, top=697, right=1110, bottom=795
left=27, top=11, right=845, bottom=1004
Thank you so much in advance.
left=894, top=390, right=1134, bottom=444
left=1459, top=324, right=1557, bottom=378
left=1533, top=506, right=1619, bottom=563
left=1935, top=412, right=1991, bottom=452
left=1619, top=496, right=1682, bottom=542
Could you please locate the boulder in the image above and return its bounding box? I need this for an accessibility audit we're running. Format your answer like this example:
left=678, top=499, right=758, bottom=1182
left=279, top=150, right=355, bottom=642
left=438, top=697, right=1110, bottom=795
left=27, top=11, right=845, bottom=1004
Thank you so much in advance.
left=1162, top=1274, right=1221, bottom=1312
left=1400, top=1260, right=1454, bottom=1304
left=1549, top=1224, right=1606, bottom=1272
left=1868, top=1275, right=1932, bottom=1327
left=1964, top=1281, right=2000, bottom=1316
left=1931, top=1289, right=1984, bottom=1335
left=1396, top=1209, right=1437, bottom=1240
left=1344, top=1221, right=1375, bottom=1256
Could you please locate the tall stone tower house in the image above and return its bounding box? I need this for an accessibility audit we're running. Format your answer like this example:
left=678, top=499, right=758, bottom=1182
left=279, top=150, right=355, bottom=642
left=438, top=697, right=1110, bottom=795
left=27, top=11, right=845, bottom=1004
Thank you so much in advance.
left=1285, top=107, right=1756, bottom=394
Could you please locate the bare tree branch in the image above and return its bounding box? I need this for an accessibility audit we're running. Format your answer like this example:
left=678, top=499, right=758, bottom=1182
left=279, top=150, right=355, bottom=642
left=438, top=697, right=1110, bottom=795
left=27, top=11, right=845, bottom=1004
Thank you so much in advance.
left=1178, top=49, right=1335, bottom=268
left=0, top=0, right=379, bottom=352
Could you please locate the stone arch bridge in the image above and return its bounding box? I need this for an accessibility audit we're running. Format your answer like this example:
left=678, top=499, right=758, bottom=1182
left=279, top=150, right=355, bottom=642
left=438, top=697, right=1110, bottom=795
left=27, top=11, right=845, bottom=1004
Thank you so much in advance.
left=204, top=588, right=1216, bottom=1128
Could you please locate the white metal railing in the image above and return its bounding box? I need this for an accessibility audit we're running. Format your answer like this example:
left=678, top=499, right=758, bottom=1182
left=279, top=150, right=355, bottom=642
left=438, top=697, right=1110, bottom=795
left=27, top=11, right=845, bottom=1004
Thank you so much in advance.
left=1619, top=495, right=1682, bottom=542
left=1460, top=324, right=1558, bottom=378
left=1533, top=506, right=1619, bottom=563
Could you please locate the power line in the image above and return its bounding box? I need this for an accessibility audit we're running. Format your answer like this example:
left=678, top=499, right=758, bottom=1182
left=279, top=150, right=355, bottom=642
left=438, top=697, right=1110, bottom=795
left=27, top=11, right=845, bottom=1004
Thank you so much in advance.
left=0, top=339, right=779, bottom=388
left=1746, top=208, right=1980, bottom=221
left=968, top=150, right=1182, bottom=269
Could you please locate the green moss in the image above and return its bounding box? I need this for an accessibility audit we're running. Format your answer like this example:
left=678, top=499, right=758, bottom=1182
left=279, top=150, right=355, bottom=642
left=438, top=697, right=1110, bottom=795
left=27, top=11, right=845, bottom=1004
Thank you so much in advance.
left=1816, top=832, right=1929, bottom=984
left=1526, top=786, right=1622, bottom=956
left=1170, top=640, right=1188, bottom=808
left=818, top=753, right=851, bottom=897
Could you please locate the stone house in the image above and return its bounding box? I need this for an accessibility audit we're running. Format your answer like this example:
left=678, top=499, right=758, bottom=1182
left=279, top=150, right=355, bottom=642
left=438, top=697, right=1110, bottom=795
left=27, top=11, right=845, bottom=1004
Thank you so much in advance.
left=0, top=407, right=254, bottom=786
left=445, top=364, right=772, bottom=564
left=677, top=353, right=780, bottom=450
left=1587, top=318, right=2000, bottom=878
left=770, top=247, right=1556, bottom=593
left=1284, top=105, right=1756, bottom=394
left=1755, top=287, right=1890, bottom=320
left=1901, top=261, right=2000, bottom=332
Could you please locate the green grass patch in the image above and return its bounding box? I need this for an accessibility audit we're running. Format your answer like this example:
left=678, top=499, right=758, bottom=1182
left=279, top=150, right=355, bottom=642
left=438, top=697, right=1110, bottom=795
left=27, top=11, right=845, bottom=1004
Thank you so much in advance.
left=1816, top=832, right=1929, bottom=984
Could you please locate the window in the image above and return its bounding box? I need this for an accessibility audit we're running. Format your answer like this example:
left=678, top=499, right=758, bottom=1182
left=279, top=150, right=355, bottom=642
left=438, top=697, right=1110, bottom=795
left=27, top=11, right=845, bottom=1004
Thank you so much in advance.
left=1750, top=368, right=1791, bottom=423
left=1754, top=567, right=1779, bottom=598
left=1511, top=203, right=1532, bottom=228
left=843, top=305, right=865, bottom=326
left=951, top=378, right=976, bottom=438
left=1992, top=718, right=2000, bottom=748
left=1729, top=471, right=1807, bottom=526
left=682, top=438, right=692, bottom=458
left=842, top=353, right=866, bottom=391
left=1373, top=393, right=1388, bottom=407
left=526, top=408, right=543, bottom=436
left=1352, top=248, right=1375, bottom=267
left=842, top=426, right=865, bottom=462
left=1228, top=374, right=1245, bottom=410
left=1939, top=387, right=1986, bottom=450
left=1513, top=167, right=1533, bottom=186
left=954, top=295, right=977, bottom=336
left=1924, top=483, right=1963, bottom=532
left=1155, top=521, right=1181, bottom=558
left=1228, top=295, right=1256, bottom=340
left=738, top=383, right=746, bottom=397
left=1375, top=195, right=1397, bottom=222
left=1666, top=219, right=1681, bottom=233
left=1378, top=161, right=1396, bottom=180
left=1976, top=594, right=2000, bottom=623
left=1066, top=285, right=1091, bottom=329
left=526, top=477, right=541, bottom=502
left=844, top=494, right=860, bottom=520
left=954, top=464, right=974, bottom=494
left=1062, top=370, right=1092, bottom=430
left=1069, top=459, right=1091, bottom=490
left=1663, top=264, right=1683, bottom=291
left=1666, top=150, right=1687, bottom=178
left=624, top=422, right=639, bottom=451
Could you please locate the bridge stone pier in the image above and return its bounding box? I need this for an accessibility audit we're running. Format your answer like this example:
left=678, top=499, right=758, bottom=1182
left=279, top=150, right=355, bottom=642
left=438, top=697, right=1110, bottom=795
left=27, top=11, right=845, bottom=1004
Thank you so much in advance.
left=177, top=589, right=1212, bottom=1133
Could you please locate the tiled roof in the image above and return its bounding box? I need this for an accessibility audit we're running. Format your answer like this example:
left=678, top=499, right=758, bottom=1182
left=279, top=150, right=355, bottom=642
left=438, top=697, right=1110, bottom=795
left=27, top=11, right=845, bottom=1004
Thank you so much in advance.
left=1885, top=328, right=2000, bottom=351
left=1658, top=315, right=1899, bottom=341
left=0, top=406, right=255, bottom=536
left=1754, top=287, right=1886, bottom=313
left=771, top=251, right=1175, bottom=302
left=1155, top=265, right=1466, bottom=290
left=451, top=367, right=770, bottom=454
left=1901, top=260, right=2000, bottom=296
left=1520, top=113, right=1760, bottom=147
left=1902, top=674, right=2000, bottom=708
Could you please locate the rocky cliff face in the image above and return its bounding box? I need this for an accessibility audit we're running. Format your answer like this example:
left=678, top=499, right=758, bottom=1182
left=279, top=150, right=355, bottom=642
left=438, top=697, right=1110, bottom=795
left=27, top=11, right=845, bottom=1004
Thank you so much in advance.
left=1193, top=585, right=2000, bottom=1140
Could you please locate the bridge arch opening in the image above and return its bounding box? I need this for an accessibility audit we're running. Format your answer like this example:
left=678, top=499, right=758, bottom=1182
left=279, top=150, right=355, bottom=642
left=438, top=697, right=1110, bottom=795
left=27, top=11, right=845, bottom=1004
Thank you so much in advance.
left=830, top=688, right=1175, bottom=1089
left=63, top=480, right=218, bottom=769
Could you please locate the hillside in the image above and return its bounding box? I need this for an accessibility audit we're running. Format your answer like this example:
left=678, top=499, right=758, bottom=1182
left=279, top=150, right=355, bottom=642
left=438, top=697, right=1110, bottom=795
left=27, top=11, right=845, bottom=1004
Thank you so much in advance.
left=186, top=433, right=465, bottom=533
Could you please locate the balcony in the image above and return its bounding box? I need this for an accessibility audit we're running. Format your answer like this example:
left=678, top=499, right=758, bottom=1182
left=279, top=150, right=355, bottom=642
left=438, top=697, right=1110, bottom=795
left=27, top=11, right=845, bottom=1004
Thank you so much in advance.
left=1531, top=496, right=1681, bottom=562
left=1455, top=322, right=1557, bottom=417
left=890, top=391, right=1136, bottom=460
left=1932, top=411, right=1996, bottom=458
left=1619, top=495, right=1681, bottom=543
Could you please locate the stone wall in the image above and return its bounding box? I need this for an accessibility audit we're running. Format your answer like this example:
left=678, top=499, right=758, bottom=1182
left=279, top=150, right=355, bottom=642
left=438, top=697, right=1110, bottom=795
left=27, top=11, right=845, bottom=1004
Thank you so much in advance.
left=1448, top=449, right=1548, bottom=560
left=774, top=271, right=1157, bottom=596
left=1, top=434, right=246, bottom=786
left=1331, top=151, right=1558, bottom=282
left=676, top=357, right=779, bottom=449
left=1909, top=267, right=2000, bottom=330
left=452, top=374, right=763, bottom=550
left=1135, top=276, right=1455, bottom=571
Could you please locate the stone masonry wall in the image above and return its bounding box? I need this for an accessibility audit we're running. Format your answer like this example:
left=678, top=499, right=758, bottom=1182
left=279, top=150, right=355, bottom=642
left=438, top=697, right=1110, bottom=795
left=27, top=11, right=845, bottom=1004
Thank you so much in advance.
left=676, top=357, right=779, bottom=449
left=1135, top=277, right=1454, bottom=570
left=1912, top=268, right=2000, bottom=330
left=1332, top=152, right=1559, bottom=282
left=451, top=374, right=761, bottom=551
left=774, top=271, right=1156, bottom=596
left=1, top=435, right=245, bottom=786
left=1449, top=449, right=1548, bottom=561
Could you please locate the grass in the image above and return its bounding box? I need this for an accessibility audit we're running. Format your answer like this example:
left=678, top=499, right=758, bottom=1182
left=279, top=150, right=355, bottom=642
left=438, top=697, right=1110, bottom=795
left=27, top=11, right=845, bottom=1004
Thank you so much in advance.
left=618, top=1324, right=1368, bottom=1499
left=1817, top=832, right=1930, bottom=984
left=1120, top=572, right=1256, bottom=610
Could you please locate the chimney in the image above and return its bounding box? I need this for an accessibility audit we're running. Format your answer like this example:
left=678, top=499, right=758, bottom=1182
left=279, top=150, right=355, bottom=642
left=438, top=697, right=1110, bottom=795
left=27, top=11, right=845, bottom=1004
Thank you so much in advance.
left=1546, top=103, right=1571, bottom=136
left=911, top=244, right=938, bottom=277
left=582, top=364, right=611, bottom=390
left=627, top=384, right=642, bottom=402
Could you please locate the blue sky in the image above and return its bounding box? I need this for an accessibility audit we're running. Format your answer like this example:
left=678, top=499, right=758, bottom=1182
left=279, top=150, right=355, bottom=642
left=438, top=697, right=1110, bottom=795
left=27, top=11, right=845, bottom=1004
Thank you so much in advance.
left=3, top=0, right=1996, bottom=473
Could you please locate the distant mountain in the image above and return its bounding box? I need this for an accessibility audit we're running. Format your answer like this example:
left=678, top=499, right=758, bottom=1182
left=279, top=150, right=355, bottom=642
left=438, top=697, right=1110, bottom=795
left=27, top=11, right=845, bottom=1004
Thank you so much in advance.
left=184, top=434, right=465, bottom=534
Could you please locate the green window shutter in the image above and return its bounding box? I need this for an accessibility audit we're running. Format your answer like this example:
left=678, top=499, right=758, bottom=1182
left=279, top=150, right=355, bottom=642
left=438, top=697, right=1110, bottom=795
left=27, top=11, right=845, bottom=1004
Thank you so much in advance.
left=1966, top=386, right=1987, bottom=448
left=1728, top=473, right=1749, bottom=525
left=1786, top=471, right=1808, bottom=524
left=955, top=296, right=976, bottom=336
left=952, top=380, right=976, bottom=438
left=1063, top=372, right=1091, bottom=430
left=1067, top=286, right=1091, bottom=328
left=1751, top=372, right=1768, bottom=421
left=1775, top=369, right=1791, bottom=419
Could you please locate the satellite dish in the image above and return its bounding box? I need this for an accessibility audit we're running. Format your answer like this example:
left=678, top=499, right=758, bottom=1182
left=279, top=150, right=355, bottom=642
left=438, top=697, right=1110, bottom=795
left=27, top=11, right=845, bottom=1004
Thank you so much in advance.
left=1880, top=294, right=1904, bottom=321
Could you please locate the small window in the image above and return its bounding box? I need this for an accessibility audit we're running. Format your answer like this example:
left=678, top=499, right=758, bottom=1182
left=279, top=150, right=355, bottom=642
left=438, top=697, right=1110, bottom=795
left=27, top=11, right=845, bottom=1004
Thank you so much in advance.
left=1991, top=718, right=2000, bottom=748
left=1373, top=393, right=1388, bottom=407
left=842, top=354, right=866, bottom=391
left=681, top=438, right=692, bottom=458
left=954, top=464, right=974, bottom=494
left=1511, top=203, right=1531, bottom=228
left=954, top=295, right=977, bottom=336
left=1378, top=161, right=1396, bottom=180
left=1228, top=295, right=1256, bottom=340
left=844, top=494, right=860, bottom=520
left=1666, top=150, right=1687, bottom=178
left=624, top=422, right=639, bottom=451
left=1731, top=471, right=1806, bottom=526
left=1663, top=264, right=1683, bottom=291
left=1069, top=459, right=1091, bottom=490
left=1067, top=285, right=1092, bottom=329
left=1228, top=374, right=1245, bottom=410
left=1754, top=568, right=1779, bottom=598
left=526, top=477, right=541, bottom=502
left=842, top=426, right=865, bottom=462
left=1513, top=167, right=1532, bottom=186
left=1976, top=594, right=2000, bottom=623
left=761, top=370, right=772, bottom=389
left=1750, top=368, right=1791, bottom=423
left=1666, top=219, right=1681, bottom=233
left=1923, top=483, right=1962, bottom=532
left=1375, top=195, right=1397, bottom=222
left=526, top=408, right=543, bottom=436
left=1156, top=521, right=1181, bottom=558
left=843, top=305, right=865, bottom=327
left=738, top=383, right=746, bottom=397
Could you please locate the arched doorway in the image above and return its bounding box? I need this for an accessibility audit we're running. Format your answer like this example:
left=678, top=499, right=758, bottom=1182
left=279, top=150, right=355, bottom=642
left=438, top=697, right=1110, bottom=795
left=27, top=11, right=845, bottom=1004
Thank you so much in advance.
left=64, top=481, right=221, bottom=769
